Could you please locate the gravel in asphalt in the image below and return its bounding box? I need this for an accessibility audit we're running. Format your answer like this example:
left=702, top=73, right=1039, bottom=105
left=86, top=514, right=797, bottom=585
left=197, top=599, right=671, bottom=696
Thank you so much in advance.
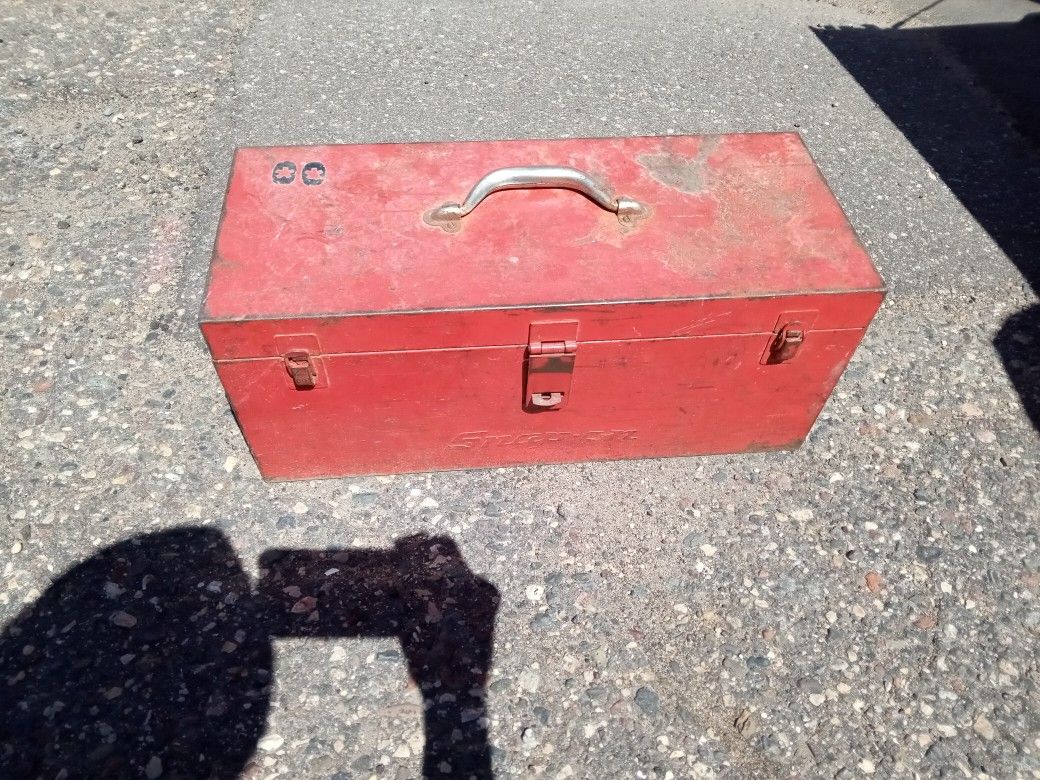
left=1, top=0, right=1038, bottom=777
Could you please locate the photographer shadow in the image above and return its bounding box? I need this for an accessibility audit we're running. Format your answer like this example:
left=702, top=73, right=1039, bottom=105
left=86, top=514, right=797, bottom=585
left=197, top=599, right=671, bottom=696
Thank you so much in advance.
left=0, top=527, right=499, bottom=779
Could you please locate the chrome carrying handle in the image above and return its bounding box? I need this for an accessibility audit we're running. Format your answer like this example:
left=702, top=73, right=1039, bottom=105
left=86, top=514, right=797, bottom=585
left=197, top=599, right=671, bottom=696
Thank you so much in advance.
left=423, top=165, right=649, bottom=232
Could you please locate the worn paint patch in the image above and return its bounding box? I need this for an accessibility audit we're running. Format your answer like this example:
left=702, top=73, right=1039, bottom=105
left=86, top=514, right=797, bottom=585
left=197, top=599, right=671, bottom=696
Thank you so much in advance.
left=637, top=137, right=720, bottom=194
left=638, top=152, right=707, bottom=193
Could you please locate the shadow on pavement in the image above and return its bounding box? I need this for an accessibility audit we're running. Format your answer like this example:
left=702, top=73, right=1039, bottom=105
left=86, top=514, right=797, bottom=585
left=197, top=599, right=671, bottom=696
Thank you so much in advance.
left=814, top=15, right=1040, bottom=430
left=0, top=527, right=499, bottom=779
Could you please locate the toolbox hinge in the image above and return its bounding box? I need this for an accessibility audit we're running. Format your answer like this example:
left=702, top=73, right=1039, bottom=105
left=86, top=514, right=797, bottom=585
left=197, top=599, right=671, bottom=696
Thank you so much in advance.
left=525, top=322, right=579, bottom=411
left=528, top=339, right=578, bottom=356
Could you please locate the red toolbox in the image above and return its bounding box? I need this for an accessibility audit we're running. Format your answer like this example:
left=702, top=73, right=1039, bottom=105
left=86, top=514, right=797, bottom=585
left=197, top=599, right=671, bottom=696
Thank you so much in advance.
left=201, top=134, right=884, bottom=480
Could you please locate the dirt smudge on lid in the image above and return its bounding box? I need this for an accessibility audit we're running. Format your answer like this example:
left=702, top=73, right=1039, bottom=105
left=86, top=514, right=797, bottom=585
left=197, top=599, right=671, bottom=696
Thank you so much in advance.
left=637, top=136, right=721, bottom=194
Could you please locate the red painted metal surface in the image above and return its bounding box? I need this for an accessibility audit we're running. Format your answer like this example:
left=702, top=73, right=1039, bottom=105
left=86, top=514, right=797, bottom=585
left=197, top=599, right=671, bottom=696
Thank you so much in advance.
left=201, top=134, right=884, bottom=480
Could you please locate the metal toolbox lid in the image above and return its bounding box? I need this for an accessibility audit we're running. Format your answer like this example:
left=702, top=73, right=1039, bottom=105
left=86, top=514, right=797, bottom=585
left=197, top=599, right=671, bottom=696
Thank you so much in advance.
left=202, top=134, right=884, bottom=325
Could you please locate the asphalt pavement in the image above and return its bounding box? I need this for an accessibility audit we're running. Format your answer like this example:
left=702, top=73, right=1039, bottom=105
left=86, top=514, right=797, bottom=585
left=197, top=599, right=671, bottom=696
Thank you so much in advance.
left=1, top=0, right=1038, bottom=777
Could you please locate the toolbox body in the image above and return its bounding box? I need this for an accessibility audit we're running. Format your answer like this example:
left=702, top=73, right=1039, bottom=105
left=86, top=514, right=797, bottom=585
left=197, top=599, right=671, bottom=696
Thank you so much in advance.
left=201, top=134, right=884, bottom=480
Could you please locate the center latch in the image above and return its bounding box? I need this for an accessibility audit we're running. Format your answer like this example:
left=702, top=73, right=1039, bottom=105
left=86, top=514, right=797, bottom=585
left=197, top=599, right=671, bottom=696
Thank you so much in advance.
left=524, top=321, right=579, bottom=411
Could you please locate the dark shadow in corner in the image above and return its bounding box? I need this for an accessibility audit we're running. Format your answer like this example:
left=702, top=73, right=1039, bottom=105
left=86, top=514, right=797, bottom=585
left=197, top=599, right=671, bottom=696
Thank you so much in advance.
left=0, top=528, right=499, bottom=779
left=814, top=15, right=1040, bottom=430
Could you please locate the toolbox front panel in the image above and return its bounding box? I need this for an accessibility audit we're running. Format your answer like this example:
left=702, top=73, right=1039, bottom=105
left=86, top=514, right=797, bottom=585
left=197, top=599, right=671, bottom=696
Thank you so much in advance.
left=214, top=327, right=868, bottom=480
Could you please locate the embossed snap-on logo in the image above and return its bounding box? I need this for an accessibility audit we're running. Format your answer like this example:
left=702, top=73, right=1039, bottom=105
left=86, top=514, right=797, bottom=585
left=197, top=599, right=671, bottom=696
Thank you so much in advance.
left=449, top=430, right=638, bottom=448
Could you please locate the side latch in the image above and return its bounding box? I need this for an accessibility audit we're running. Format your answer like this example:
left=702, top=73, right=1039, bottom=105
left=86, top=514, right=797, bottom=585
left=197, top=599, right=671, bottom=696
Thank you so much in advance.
left=525, top=321, right=579, bottom=411
left=765, top=324, right=804, bottom=364
left=761, top=311, right=817, bottom=365
left=284, top=350, right=317, bottom=389
left=274, top=334, right=326, bottom=390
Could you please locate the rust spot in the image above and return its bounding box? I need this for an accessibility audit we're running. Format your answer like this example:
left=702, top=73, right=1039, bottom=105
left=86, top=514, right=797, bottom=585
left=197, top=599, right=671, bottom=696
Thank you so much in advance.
left=741, top=438, right=803, bottom=454
left=637, top=137, right=720, bottom=194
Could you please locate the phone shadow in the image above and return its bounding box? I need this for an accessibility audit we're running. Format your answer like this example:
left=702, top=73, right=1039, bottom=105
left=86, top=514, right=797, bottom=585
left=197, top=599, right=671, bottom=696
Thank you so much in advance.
left=0, top=527, right=499, bottom=779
